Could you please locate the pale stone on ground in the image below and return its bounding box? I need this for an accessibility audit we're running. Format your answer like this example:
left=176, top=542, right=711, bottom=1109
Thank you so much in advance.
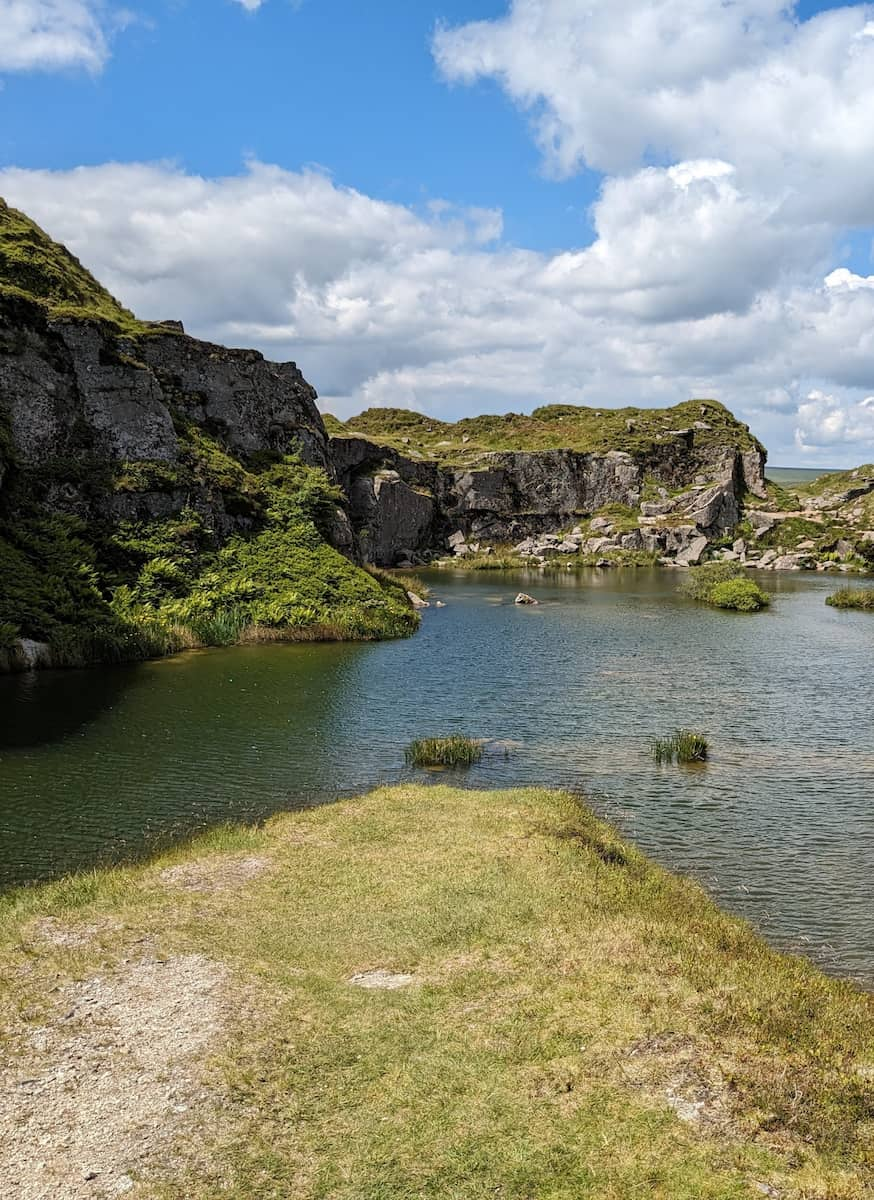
left=349, top=970, right=414, bottom=990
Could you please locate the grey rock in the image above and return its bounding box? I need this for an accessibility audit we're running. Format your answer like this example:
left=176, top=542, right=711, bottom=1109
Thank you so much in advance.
left=675, top=535, right=709, bottom=566
left=515, top=592, right=539, bottom=605
left=771, top=553, right=814, bottom=571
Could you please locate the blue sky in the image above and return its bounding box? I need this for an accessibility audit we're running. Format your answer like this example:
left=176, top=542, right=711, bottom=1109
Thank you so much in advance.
left=3, top=0, right=874, bottom=463
left=1, top=1, right=599, bottom=250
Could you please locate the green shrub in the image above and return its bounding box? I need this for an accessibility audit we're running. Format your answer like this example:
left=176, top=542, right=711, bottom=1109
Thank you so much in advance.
left=680, top=561, right=744, bottom=600
left=405, top=736, right=484, bottom=768
left=651, top=729, right=709, bottom=764
left=0, top=445, right=418, bottom=667
left=682, top=562, right=769, bottom=611
left=708, top=577, right=770, bottom=611
left=826, top=587, right=874, bottom=610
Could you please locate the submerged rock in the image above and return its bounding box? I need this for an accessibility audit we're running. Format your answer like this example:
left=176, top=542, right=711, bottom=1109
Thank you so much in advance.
left=515, top=593, right=539, bottom=605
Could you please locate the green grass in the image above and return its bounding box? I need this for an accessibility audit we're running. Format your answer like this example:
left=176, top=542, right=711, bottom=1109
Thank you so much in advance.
left=681, top=563, right=770, bottom=611
left=0, top=198, right=150, bottom=335
left=708, top=577, right=770, bottom=612
left=0, top=444, right=418, bottom=668
left=330, top=399, right=762, bottom=466
left=1, top=785, right=872, bottom=1198
left=444, top=552, right=528, bottom=570
left=651, top=729, right=710, bottom=764
left=826, top=587, right=874, bottom=611
left=405, top=736, right=484, bottom=767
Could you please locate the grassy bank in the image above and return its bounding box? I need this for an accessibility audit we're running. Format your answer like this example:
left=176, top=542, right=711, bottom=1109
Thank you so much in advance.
left=2, top=786, right=872, bottom=1198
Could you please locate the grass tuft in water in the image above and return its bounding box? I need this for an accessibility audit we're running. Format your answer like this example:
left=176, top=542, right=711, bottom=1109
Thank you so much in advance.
left=651, top=729, right=709, bottom=765
left=405, top=736, right=484, bottom=768
left=826, top=587, right=874, bottom=610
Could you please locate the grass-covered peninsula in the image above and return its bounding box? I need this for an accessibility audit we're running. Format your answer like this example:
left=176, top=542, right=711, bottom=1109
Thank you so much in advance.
left=1, top=784, right=871, bottom=1198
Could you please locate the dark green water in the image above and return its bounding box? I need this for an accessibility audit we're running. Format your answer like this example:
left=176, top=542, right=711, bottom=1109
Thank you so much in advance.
left=1, top=568, right=872, bottom=983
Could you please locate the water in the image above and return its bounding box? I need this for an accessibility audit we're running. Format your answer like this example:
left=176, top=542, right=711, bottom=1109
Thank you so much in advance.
left=1, top=568, right=872, bottom=984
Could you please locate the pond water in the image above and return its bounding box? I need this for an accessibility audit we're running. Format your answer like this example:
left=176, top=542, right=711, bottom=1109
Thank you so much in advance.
left=1, top=567, right=872, bottom=984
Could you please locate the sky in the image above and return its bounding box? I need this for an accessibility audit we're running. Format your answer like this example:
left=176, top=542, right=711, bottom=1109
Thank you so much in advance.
left=2, top=1, right=874, bottom=464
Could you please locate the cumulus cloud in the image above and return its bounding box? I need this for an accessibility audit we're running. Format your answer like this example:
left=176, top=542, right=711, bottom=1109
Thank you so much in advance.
left=3, top=159, right=874, bottom=464
left=434, top=0, right=874, bottom=229
left=0, top=0, right=109, bottom=72
left=795, top=390, right=874, bottom=452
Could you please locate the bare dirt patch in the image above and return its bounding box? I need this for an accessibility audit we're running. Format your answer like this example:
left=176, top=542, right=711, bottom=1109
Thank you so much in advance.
left=0, top=953, right=227, bottom=1199
left=28, top=917, right=123, bottom=950
left=158, top=854, right=270, bottom=894
left=622, top=1032, right=736, bottom=1136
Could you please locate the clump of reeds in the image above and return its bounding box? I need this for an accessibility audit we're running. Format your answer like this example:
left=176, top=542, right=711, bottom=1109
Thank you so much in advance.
left=405, top=736, right=484, bottom=768
left=826, top=587, right=874, bottom=610
left=651, top=729, right=709, bottom=764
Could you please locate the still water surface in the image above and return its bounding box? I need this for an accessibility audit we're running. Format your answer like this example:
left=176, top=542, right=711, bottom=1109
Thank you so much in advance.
left=1, top=568, right=872, bottom=983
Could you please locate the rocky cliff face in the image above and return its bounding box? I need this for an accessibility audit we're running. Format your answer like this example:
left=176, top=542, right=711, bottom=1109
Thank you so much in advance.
left=0, top=201, right=418, bottom=667
left=0, top=292, right=336, bottom=538
left=330, top=420, right=767, bottom=566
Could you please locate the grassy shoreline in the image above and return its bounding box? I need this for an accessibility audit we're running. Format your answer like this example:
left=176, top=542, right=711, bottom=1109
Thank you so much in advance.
left=2, top=785, right=872, bottom=1198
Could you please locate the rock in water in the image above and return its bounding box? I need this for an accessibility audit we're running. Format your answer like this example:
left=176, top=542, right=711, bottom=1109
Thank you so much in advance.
left=515, top=593, right=539, bottom=605
left=407, top=592, right=430, bottom=609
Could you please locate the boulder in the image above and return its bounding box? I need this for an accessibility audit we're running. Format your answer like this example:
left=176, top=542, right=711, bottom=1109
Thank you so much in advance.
left=640, top=499, right=677, bottom=518
left=407, top=591, right=430, bottom=608
left=515, top=593, right=539, bottom=605
left=675, top=535, right=709, bottom=566
left=771, top=553, right=814, bottom=571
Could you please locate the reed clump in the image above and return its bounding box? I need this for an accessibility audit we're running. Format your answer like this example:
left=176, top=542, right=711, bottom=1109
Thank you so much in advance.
left=405, top=736, right=484, bottom=768
left=826, top=587, right=874, bottom=610
left=651, top=729, right=709, bottom=764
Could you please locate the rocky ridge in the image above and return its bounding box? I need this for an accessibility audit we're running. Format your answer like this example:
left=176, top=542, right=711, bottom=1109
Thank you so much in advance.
left=328, top=406, right=770, bottom=568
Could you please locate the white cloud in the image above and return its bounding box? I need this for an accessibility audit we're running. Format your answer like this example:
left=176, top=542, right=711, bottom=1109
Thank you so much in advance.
left=795, top=390, right=874, bottom=452
left=434, top=0, right=874, bottom=229
left=3, top=159, right=874, bottom=465
left=0, top=0, right=109, bottom=72
left=825, top=267, right=874, bottom=292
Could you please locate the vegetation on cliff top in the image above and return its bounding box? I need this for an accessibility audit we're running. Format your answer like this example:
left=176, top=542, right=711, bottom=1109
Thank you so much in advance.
left=0, top=198, right=150, bottom=335
left=2, top=785, right=872, bottom=1197
left=326, top=398, right=763, bottom=464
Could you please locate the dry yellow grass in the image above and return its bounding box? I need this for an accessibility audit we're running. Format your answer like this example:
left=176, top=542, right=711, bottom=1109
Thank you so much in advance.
left=1, top=786, right=872, bottom=1198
